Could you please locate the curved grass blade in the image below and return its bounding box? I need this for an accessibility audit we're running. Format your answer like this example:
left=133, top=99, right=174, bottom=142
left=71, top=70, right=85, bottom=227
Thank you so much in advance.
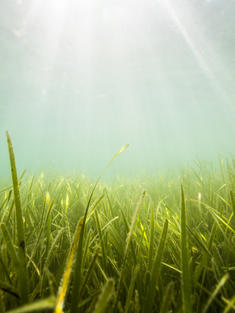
left=94, top=211, right=107, bottom=270
left=85, top=144, right=129, bottom=221
left=181, top=185, right=192, bottom=313
left=6, top=131, right=28, bottom=303
left=71, top=144, right=129, bottom=312
left=159, top=281, right=174, bottom=313
left=125, top=190, right=146, bottom=258
left=104, top=144, right=129, bottom=171
left=230, top=191, right=235, bottom=225
left=80, top=249, right=99, bottom=297
left=84, top=144, right=130, bottom=222
left=54, top=216, right=84, bottom=313
left=6, top=296, right=56, bottom=313
left=202, top=274, right=229, bottom=313
left=43, top=228, right=66, bottom=270
left=93, top=279, right=114, bottom=313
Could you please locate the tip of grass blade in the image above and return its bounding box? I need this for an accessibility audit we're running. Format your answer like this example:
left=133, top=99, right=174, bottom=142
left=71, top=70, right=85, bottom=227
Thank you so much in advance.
left=6, top=131, right=29, bottom=303
left=105, top=144, right=129, bottom=170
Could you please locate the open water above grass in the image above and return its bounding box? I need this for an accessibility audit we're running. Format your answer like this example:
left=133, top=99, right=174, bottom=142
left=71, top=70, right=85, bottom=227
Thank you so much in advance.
left=1, top=0, right=235, bottom=179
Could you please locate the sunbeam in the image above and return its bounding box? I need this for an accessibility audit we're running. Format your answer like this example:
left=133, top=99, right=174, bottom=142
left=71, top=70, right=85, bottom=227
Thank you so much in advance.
left=0, top=0, right=235, bottom=176
left=163, top=0, right=234, bottom=110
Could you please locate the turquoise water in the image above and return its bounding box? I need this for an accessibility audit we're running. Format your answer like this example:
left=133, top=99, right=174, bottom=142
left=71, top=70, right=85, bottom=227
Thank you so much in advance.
left=1, top=0, right=235, bottom=178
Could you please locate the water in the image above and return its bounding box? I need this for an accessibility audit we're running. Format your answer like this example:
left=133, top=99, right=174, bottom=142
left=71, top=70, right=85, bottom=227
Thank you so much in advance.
left=1, top=0, right=235, bottom=179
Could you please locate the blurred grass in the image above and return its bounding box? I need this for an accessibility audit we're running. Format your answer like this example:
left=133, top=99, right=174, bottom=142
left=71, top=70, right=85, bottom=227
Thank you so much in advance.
left=0, top=135, right=235, bottom=312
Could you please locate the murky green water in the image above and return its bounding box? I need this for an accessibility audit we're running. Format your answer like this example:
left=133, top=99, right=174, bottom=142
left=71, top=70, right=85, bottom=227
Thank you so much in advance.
left=1, top=0, right=235, bottom=178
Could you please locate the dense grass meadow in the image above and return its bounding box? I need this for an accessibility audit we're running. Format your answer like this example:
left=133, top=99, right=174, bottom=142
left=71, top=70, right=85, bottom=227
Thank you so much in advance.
left=0, top=133, right=235, bottom=313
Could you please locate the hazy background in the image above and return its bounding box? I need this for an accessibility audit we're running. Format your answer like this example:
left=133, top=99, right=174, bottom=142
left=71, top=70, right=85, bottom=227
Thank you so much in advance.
left=0, top=0, right=235, bottom=178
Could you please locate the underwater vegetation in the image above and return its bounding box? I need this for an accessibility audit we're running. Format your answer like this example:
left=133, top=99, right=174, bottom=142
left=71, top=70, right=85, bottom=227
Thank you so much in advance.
left=0, top=132, right=235, bottom=313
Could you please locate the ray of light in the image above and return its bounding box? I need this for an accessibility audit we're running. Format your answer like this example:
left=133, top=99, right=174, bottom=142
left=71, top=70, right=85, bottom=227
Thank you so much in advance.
left=163, top=0, right=234, bottom=111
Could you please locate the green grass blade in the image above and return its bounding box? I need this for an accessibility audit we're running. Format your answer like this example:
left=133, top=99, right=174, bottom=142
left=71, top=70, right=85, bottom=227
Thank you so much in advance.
left=0, top=223, right=19, bottom=268
left=54, top=216, right=84, bottom=313
left=114, top=190, right=146, bottom=310
left=104, top=144, right=129, bottom=170
left=180, top=185, right=192, bottom=313
left=6, top=296, right=56, bottom=313
left=85, top=144, right=130, bottom=221
left=148, top=208, right=155, bottom=270
left=230, top=191, right=235, bottom=225
left=71, top=145, right=129, bottom=312
left=6, top=131, right=28, bottom=303
left=124, top=265, right=139, bottom=313
left=159, top=281, right=174, bottom=313
left=143, top=219, right=168, bottom=313
left=202, top=274, right=229, bottom=313
left=222, top=295, right=235, bottom=313
left=124, top=190, right=146, bottom=258
left=80, top=249, right=99, bottom=297
left=93, top=279, right=114, bottom=313
left=94, top=210, right=107, bottom=270
left=43, top=228, right=66, bottom=270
